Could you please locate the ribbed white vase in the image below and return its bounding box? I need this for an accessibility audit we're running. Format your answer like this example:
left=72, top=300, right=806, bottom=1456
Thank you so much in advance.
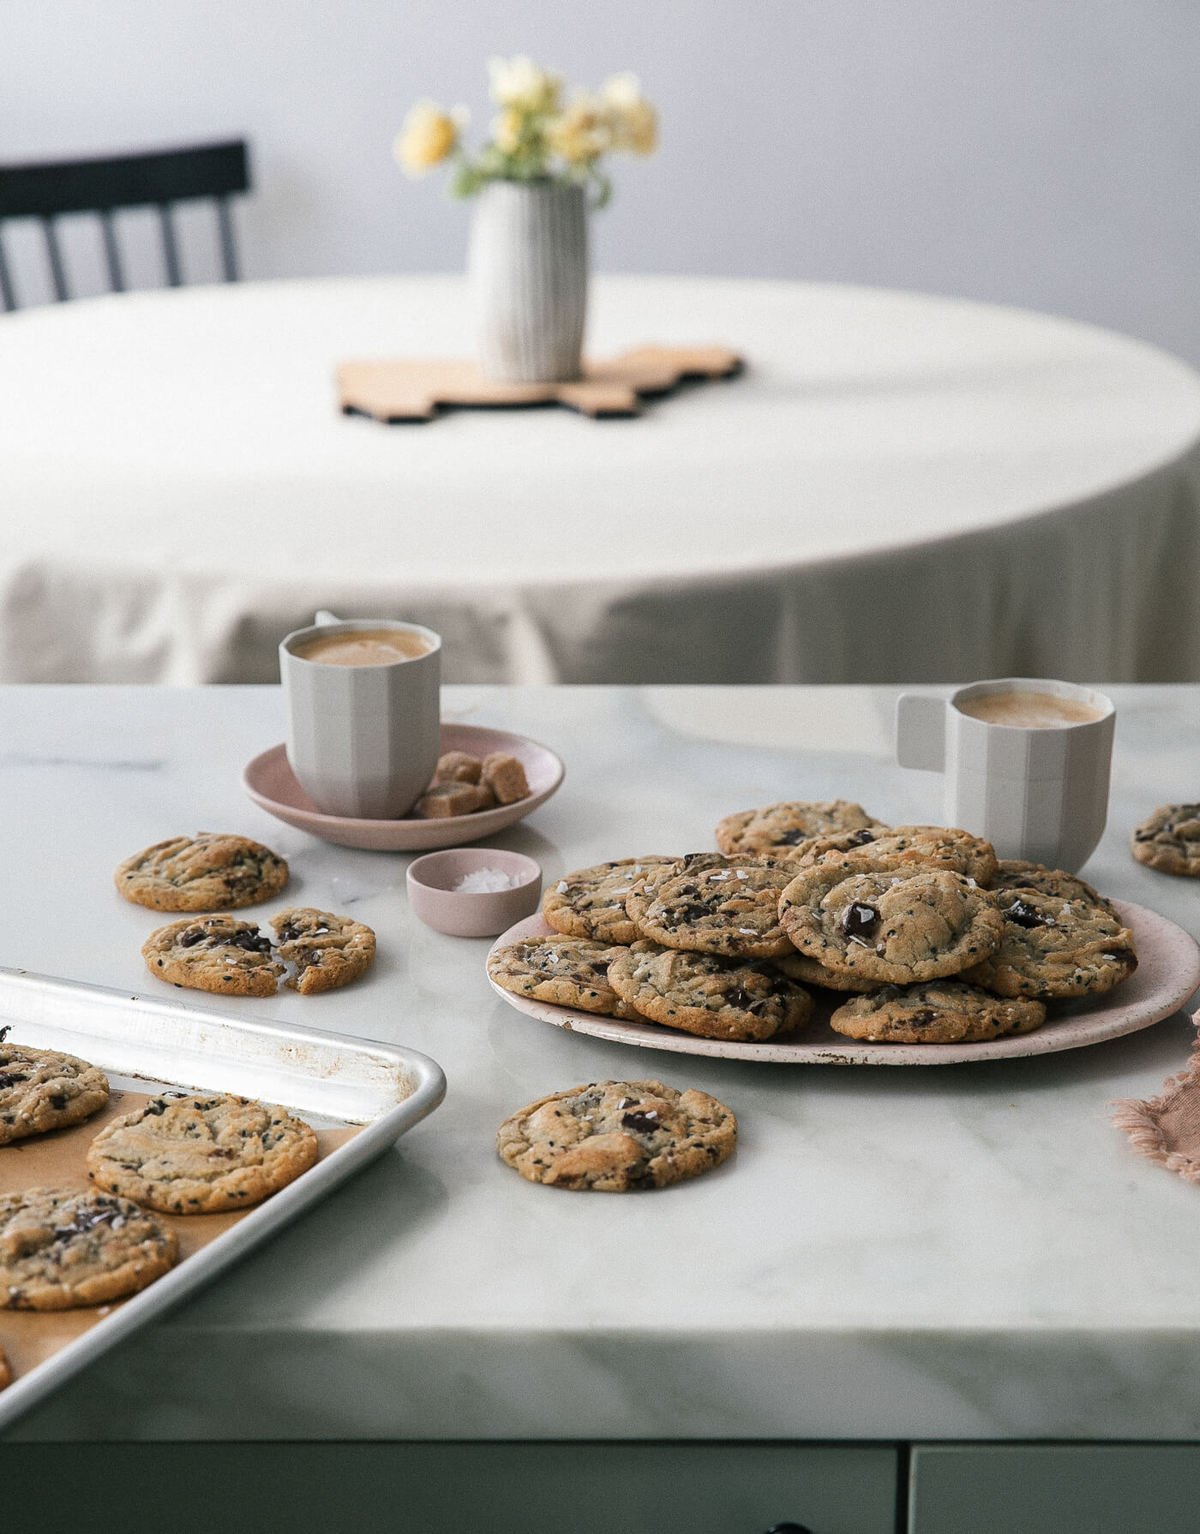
left=468, top=180, right=589, bottom=382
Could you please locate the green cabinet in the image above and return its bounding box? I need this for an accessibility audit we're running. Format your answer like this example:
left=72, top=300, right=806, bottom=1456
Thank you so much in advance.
left=910, top=1444, right=1200, bottom=1534
left=4, top=1441, right=898, bottom=1534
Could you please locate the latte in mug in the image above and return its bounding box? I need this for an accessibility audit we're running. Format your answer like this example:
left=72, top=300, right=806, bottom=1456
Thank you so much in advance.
left=293, top=627, right=434, bottom=667
left=955, top=689, right=1106, bottom=728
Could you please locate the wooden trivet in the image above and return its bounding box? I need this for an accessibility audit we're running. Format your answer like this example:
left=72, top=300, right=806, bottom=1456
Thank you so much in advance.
left=337, top=344, right=743, bottom=422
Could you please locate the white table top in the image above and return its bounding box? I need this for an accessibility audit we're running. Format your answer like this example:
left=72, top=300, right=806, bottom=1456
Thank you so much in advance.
left=3, top=275, right=1200, bottom=685
left=4, top=681, right=1200, bottom=1443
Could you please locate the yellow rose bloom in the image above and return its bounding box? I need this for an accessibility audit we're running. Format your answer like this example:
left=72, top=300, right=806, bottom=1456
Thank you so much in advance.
left=394, top=101, right=461, bottom=175
left=602, top=72, right=658, bottom=155
left=487, top=55, right=561, bottom=115
left=547, top=95, right=613, bottom=166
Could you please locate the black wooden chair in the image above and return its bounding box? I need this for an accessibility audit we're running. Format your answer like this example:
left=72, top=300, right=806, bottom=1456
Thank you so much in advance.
left=0, top=139, right=250, bottom=310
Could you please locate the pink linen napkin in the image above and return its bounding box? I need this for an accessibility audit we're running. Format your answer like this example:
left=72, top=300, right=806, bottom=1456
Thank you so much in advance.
left=1114, top=1010, right=1200, bottom=1181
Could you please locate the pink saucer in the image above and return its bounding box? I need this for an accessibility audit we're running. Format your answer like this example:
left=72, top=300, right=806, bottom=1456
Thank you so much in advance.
left=242, top=724, right=564, bottom=851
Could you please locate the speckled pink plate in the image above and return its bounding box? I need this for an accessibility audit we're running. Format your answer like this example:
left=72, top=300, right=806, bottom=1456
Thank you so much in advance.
left=486, top=900, right=1200, bottom=1065
left=242, top=724, right=563, bottom=851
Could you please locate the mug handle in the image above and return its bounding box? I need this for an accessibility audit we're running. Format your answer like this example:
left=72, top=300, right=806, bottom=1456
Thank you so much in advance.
left=895, top=692, right=948, bottom=771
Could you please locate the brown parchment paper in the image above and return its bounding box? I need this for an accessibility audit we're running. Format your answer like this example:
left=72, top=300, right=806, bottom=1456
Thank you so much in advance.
left=1, top=1088, right=356, bottom=1389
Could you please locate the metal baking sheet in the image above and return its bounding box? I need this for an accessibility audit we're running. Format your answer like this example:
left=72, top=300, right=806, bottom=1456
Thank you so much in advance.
left=0, top=965, right=445, bottom=1432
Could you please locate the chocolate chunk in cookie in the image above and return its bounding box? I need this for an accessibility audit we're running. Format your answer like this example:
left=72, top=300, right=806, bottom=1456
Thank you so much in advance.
left=0, top=1042, right=109, bottom=1145
left=830, top=980, right=1046, bottom=1044
left=1131, top=804, right=1200, bottom=877
left=715, top=800, right=885, bottom=857
left=487, top=935, right=639, bottom=1019
left=115, top=833, right=288, bottom=912
left=963, top=887, right=1137, bottom=999
left=779, top=864, right=1004, bottom=984
left=1, top=1187, right=179, bottom=1311
left=497, top=1079, right=737, bottom=1191
left=608, top=939, right=812, bottom=1042
left=87, top=1093, right=318, bottom=1214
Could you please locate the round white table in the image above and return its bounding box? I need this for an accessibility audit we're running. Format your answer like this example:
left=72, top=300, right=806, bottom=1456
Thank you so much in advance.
left=2, top=273, right=1199, bottom=684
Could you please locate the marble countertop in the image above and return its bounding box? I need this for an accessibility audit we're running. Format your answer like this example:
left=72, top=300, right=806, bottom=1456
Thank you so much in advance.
left=4, top=682, right=1200, bottom=1443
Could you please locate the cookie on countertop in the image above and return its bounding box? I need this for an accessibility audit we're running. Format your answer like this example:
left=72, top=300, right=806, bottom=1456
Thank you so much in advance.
left=542, top=857, right=676, bottom=947
left=488, top=935, right=639, bottom=1019
left=636, top=864, right=797, bottom=960
left=991, top=859, right=1118, bottom=917
left=86, top=1093, right=318, bottom=1215
left=270, top=907, right=376, bottom=995
left=829, top=980, right=1046, bottom=1044
left=0, top=1041, right=109, bottom=1145
left=1131, top=804, right=1200, bottom=877
left=142, top=915, right=285, bottom=997
left=778, top=863, right=1004, bottom=984
left=115, top=833, right=288, bottom=912
left=497, top=1078, right=737, bottom=1191
left=1, top=1186, right=179, bottom=1311
left=607, top=940, right=812, bottom=1042
left=715, top=800, right=886, bottom=857
left=963, top=887, right=1137, bottom=999
left=0, top=1341, right=10, bottom=1390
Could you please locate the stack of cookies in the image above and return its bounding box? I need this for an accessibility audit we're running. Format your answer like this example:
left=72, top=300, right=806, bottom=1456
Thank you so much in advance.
left=488, top=799, right=1138, bottom=1046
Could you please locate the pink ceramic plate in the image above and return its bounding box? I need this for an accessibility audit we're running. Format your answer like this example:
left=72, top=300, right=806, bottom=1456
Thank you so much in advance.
left=242, top=725, right=564, bottom=851
left=486, top=900, right=1200, bottom=1065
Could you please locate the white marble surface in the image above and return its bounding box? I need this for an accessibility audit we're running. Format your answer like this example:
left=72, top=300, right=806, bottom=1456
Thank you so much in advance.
left=4, top=682, right=1200, bottom=1443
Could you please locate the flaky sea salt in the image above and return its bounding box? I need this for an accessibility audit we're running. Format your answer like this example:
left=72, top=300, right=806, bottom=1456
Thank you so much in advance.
left=455, top=868, right=524, bottom=893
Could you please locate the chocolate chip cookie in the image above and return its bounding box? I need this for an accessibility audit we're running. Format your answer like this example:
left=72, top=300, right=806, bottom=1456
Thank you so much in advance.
left=1131, top=804, right=1200, bottom=877
left=0, top=1042, right=109, bottom=1145
left=636, top=865, right=796, bottom=960
left=778, top=864, right=1004, bottom=984
left=991, top=859, right=1117, bottom=917
left=1, top=1187, right=179, bottom=1310
left=142, top=916, right=286, bottom=996
left=87, top=1093, right=318, bottom=1214
left=715, top=800, right=885, bottom=857
left=542, top=857, right=675, bottom=946
left=270, top=908, right=377, bottom=995
left=497, top=1079, right=737, bottom=1191
left=624, top=852, right=791, bottom=931
left=607, top=940, right=812, bottom=1041
left=963, top=888, right=1138, bottom=999
left=487, top=935, right=639, bottom=1018
left=797, top=825, right=999, bottom=884
left=830, top=980, right=1046, bottom=1044
left=115, top=833, right=288, bottom=912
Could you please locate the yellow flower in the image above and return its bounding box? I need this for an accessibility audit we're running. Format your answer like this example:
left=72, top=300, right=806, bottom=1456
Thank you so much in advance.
left=547, top=94, right=613, bottom=166
left=393, top=101, right=463, bottom=175
left=491, top=107, right=525, bottom=157
left=487, top=55, right=561, bottom=115
left=602, top=72, right=658, bottom=155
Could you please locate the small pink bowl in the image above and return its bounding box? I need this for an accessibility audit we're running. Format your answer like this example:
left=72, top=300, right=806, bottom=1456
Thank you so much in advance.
left=406, top=848, right=543, bottom=938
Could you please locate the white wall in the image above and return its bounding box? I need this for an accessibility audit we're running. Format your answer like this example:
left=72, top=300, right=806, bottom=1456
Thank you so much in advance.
left=5, top=0, right=1200, bottom=366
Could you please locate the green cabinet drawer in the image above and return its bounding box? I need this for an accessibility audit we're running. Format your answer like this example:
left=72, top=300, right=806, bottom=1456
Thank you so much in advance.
left=911, top=1443, right=1200, bottom=1534
left=4, top=1440, right=897, bottom=1534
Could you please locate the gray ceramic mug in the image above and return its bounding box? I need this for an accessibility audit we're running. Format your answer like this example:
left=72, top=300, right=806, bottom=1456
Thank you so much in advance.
left=280, top=617, right=441, bottom=820
left=895, top=677, right=1115, bottom=872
